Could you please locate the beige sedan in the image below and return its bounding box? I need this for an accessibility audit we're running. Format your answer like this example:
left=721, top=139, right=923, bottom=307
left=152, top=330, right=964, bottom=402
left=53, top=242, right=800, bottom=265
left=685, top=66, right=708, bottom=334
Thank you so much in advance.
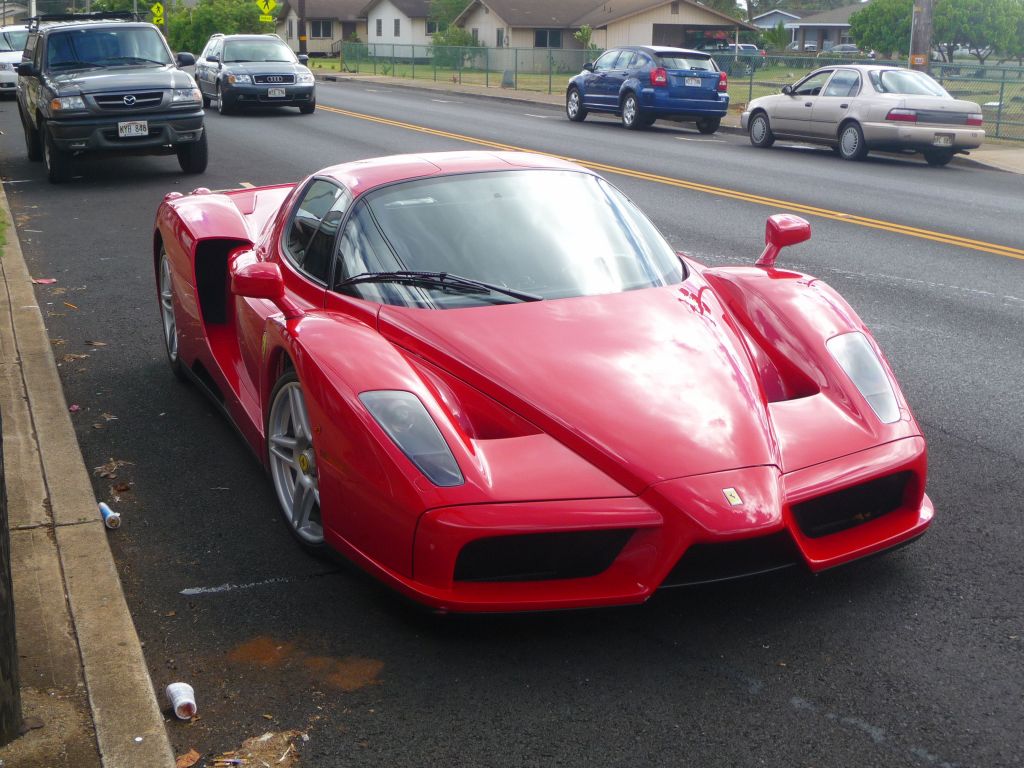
left=741, top=65, right=984, bottom=166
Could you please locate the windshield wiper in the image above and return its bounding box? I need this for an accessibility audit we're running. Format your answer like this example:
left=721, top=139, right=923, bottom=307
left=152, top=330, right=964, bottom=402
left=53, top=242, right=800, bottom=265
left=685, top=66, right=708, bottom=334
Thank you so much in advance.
left=337, top=270, right=542, bottom=303
left=49, top=60, right=106, bottom=70
left=104, top=56, right=167, bottom=65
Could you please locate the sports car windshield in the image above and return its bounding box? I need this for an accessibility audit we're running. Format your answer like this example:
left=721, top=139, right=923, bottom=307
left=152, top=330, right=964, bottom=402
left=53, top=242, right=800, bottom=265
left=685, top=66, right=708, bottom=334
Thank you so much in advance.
left=336, top=170, right=684, bottom=308
left=45, top=27, right=172, bottom=69
left=223, top=40, right=296, bottom=62
left=870, top=69, right=948, bottom=97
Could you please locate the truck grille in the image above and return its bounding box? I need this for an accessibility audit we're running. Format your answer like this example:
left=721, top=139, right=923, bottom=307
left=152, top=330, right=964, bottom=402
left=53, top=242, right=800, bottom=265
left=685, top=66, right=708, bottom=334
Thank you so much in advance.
left=94, top=91, right=164, bottom=110
left=253, top=74, right=295, bottom=84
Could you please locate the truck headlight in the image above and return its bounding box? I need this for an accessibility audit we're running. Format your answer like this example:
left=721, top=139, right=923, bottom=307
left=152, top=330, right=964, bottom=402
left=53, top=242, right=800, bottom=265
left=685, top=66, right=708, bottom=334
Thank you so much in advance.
left=826, top=332, right=900, bottom=424
left=50, top=95, right=86, bottom=111
left=171, top=87, right=201, bottom=103
left=360, top=390, right=464, bottom=487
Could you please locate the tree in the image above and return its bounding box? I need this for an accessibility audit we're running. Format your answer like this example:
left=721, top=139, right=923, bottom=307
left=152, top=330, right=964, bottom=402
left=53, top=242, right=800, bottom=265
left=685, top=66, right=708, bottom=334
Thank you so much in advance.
left=166, top=0, right=276, bottom=55
left=849, top=0, right=913, bottom=57
left=934, top=0, right=1019, bottom=64
left=700, top=0, right=743, bottom=19
left=762, top=20, right=790, bottom=51
left=429, top=0, right=465, bottom=26
left=429, top=25, right=479, bottom=68
left=573, top=24, right=598, bottom=53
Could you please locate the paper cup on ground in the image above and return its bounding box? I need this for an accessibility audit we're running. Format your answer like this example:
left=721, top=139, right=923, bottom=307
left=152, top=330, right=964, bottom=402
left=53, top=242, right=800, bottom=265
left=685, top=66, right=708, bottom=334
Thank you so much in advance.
left=165, top=682, right=197, bottom=720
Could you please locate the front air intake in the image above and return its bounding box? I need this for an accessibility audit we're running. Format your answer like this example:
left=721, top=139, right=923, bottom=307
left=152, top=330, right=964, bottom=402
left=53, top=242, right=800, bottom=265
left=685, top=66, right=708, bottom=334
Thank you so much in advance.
left=454, top=530, right=632, bottom=583
left=791, top=472, right=910, bottom=539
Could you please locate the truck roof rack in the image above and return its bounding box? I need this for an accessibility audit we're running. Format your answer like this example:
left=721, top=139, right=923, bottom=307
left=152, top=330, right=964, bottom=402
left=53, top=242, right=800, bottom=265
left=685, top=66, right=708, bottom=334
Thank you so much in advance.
left=28, top=11, right=141, bottom=31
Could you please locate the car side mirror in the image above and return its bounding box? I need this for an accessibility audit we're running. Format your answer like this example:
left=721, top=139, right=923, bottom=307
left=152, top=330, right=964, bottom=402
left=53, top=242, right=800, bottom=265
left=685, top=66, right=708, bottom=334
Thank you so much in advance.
left=781, top=84, right=793, bottom=95
left=229, top=258, right=304, bottom=319
left=207, top=53, right=220, bottom=63
left=755, top=214, right=810, bottom=269
left=17, top=61, right=35, bottom=76
left=176, top=52, right=196, bottom=67
left=298, top=54, right=309, bottom=64
left=583, top=62, right=595, bottom=72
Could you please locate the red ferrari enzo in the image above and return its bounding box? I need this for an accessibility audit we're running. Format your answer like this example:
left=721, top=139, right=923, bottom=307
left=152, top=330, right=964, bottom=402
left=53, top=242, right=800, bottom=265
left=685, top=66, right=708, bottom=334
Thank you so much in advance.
left=154, top=151, right=933, bottom=612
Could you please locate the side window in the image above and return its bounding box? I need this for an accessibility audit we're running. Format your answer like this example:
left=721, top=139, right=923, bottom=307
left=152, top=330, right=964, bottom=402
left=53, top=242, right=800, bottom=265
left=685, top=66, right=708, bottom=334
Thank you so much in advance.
left=23, top=33, right=37, bottom=63
left=612, top=50, right=634, bottom=69
left=823, top=69, right=860, bottom=97
left=637, top=54, right=653, bottom=72
left=284, top=179, right=351, bottom=283
left=794, top=70, right=832, bottom=96
left=593, top=50, right=618, bottom=72
left=33, top=34, right=43, bottom=69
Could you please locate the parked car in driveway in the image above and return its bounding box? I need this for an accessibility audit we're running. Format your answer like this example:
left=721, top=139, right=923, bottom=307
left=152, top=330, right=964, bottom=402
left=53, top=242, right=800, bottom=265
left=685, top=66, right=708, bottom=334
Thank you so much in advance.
left=566, top=46, right=729, bottom=133
left=741, top=65, right=984, bottom=166
left=704, top=43, right=766, bottom=76
left=0, top=25, right=29, bottom=98
left=194, top=33, right=316, bottom=115
left=817, top=44, right=865, bottom=58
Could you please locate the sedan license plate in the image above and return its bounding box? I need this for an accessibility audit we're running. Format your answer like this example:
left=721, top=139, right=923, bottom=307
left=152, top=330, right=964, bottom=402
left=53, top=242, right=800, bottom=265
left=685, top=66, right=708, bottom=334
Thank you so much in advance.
left=933, top=133, right=954, bottom=147
left=268, top=87, right=286, bottom=98
left=117, top=120, right=148, bottom=138
left=684, top=76, right=702, bottom=87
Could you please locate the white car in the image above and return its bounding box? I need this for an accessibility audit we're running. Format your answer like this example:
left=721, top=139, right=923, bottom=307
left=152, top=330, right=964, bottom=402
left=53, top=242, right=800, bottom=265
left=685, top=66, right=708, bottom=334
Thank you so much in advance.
left=0, top=25, right=28, bottom=98
left=741, top=65, right=984, bottom=166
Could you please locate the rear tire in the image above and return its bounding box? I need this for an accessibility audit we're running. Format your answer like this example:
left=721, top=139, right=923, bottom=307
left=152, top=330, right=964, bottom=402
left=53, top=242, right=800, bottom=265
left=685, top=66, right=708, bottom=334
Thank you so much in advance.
left=621, top=93, right=647, bottom=130
left=566, top=86, right=587, bottom=122
left=923, top=148, right=954, bottom=167
left=42, top=123, right=71, bottom=183
left=748, top=112, right=775, bottom=148
left=696, top=117, right=720, bottom=135
left=176, top=131, right=208, bottom=174
left=838, top=121, right=868, bottom=161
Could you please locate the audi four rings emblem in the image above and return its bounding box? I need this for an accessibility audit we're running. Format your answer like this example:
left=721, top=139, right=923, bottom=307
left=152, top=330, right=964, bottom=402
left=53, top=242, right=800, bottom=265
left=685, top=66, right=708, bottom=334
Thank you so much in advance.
left=122, top=95, right=137, bottom=106
left=267, top=76, right=283, bottom=82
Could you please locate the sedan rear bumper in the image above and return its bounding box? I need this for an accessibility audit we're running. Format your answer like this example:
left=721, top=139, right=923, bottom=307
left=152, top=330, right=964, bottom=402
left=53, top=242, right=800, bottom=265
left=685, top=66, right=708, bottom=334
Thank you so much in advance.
left=862, top=120, right=984, bottom=151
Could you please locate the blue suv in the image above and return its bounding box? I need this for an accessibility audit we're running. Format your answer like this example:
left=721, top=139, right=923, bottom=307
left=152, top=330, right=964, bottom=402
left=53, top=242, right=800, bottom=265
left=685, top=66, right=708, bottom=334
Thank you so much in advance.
left=566, top=46, right=729, bottom=133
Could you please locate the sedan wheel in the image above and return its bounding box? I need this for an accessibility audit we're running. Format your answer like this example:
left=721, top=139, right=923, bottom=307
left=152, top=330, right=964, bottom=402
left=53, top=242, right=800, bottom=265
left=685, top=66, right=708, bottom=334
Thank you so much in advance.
left=217, top=83, right=232, bottom=115
left=158, top=249, right=185, bottom=380
left=749, top=112, right=775, bottom=148
left=923, top=148, right=955, bottom=167
left=838, top=121, right=868, bottom=161
left=621, top=93, right=646, bottom=130
left=566, top=87, right=587, bottom=122
left=268, top=372, right=324, bottom=548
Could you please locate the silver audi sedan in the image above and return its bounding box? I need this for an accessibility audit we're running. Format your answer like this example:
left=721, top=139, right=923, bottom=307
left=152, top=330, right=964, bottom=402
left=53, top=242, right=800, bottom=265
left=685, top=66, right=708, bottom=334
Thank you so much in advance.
left=741, top=65, right=984, bottom=166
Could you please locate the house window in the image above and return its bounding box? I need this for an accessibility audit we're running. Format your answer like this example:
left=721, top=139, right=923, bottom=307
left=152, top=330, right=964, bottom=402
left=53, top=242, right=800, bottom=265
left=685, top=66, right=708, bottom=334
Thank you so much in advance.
left=376, top=18, right=382, bottom=37
left=287, top=19, right=293, bottom=39
left=426, top=20, right=446, bottom=34
left=671, top=2, right=679, bottom=13
left=496, top=28, right=503, bottom=47
left=471, top=28, right=479, bottom=44
left=534, top=29, right=562, bottom=48
left=309, top=19, right=332, bottom=38
left=394, top=18, right=400, bottom=37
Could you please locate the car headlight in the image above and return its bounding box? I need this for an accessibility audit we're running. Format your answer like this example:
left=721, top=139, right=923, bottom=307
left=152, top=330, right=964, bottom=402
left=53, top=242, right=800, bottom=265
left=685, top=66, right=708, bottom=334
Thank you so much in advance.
left=171, top=87, right=201, bottom=104
left=360, top=390, right=464, bottom=487
left=50, top=95, right=86, bottom=111
left=0, top=63, right=13, bottom=71
left=826, top=332, right=900, bottom=423
left=227, top=73, right=251, bottom=85
left=297, top=72, right=315, bottom=84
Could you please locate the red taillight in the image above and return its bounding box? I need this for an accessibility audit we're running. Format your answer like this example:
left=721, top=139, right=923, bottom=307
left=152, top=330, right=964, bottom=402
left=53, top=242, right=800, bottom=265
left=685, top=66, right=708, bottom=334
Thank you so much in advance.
left=966, top=113, right=983, bottom=126
left=650, top=67, right=668, bottom=87
left=886, top=108, right=917, bottom=123
left=717, top=71, right=728, bottom=92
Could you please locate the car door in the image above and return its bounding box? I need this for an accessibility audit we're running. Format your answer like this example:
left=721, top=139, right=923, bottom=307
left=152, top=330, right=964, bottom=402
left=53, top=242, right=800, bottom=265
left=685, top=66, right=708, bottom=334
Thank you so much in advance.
left=581, top=50, right=620, bottom=110
left=199, top=38, right=222, bottom=96
left=771, top=69, right=833, bottom=137
left=809, top=68, right=861, bottom=138
left=603, top=49, right=635, bottom=108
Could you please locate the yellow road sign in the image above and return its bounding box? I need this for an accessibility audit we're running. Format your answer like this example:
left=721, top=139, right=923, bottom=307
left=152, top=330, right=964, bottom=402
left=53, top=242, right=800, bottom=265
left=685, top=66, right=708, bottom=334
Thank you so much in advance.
left=256, top=0, right=277, bottom=14
left=150, top=1, right=164, bottom=16
left=259, top=14, right=274, bottom=22
left=152, top=14, right=164, bottom=24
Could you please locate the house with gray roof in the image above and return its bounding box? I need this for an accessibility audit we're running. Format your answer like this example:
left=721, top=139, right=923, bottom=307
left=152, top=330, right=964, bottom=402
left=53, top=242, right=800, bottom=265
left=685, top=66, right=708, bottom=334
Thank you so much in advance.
left=785, top=1, right=868, bottom=52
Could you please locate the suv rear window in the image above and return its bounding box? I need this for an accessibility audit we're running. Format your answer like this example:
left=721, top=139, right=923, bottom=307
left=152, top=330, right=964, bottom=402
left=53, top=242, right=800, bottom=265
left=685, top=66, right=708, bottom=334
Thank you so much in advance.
left=656, top=53, right=715, bottom=71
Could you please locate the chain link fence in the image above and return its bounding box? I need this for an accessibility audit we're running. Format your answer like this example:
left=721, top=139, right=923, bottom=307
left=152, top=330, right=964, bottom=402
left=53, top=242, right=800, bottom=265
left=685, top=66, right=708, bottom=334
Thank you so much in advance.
left=332, top=44, right=1024, bottom=141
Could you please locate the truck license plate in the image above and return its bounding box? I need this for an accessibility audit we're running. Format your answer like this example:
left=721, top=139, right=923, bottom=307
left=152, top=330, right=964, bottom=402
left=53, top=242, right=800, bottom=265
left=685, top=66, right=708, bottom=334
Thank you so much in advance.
left=117, top=120, right=148, bottom=138
left=268, top=87, right=286, bottom=98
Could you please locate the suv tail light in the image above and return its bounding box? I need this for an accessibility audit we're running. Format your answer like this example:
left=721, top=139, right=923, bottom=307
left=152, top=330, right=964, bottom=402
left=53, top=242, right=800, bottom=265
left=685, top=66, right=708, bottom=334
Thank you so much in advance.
left=717, top=72, right=728, bottom=92
left=886, top=108, right=917, bottom=123
left=966, top=113, right=983, bottom=126
left=650, top=67, right=668, bottom=87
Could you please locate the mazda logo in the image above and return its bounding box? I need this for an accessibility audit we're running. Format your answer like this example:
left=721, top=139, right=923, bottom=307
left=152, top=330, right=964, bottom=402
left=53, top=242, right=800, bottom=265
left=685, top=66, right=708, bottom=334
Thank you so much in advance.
left=267, top=76, right=283, bottom=83
left=123, top=95, right=136, bottom=106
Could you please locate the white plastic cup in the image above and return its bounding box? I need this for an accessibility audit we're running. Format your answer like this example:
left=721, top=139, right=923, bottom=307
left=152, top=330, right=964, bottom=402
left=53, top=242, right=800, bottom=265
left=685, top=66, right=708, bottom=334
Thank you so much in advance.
left=165, top=682, right=197, bottom=720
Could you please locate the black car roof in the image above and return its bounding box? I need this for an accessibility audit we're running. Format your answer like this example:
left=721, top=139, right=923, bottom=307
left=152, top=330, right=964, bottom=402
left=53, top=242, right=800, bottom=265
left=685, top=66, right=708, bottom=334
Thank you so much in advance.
left=613, top=45, right=709, bottom=57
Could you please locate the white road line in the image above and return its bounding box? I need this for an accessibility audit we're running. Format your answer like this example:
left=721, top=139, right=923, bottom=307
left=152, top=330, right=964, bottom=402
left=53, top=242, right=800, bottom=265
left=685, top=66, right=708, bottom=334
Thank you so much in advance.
left=2, top=179, right=34, bottom=184
left=180, top=576, right=290, bottom=595
left=524, top=113, right=550, bottom=119
left=431, top=98, right=463, bottom=104
left=675, top=137, right=725, bottom=143
left=239, top=181, right=255, bottom=188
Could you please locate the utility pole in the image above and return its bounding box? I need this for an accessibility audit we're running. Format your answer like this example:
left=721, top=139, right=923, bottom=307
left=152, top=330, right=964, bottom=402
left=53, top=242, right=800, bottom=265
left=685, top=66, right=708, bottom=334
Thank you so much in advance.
left=1, top=418, right=23, bottom=747
left=297, top=0, right=307, bottom=55
left=909, top=0, right=933, bottom=73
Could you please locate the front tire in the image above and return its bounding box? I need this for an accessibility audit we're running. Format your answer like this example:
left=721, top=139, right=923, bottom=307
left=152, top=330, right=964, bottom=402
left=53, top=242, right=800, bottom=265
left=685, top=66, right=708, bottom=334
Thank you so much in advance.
left=838, top=121, right=868, bottom=161
left=176, top=131, right=208, bottom=174
left=748, top=112, right=775, bottom=148
left=621, top=93, right=647, bottom=130
left=267, top=371, right=325, bottom=550
left=696, top=117, right=720, bottom=135
left=299, top=98, right=316, bottom=115
left=217, top=83, right=233, bottom=115
left=201, top=91, right=211, bottom=108
left=42, top=123, right=71, bottom=183
left=158, top=248, right=185, bottom=381
left=923, top=148, right=954, bottom=167
left=566, top=87, right=587, bottom=122
left=23, top=111, right=42, bottom=161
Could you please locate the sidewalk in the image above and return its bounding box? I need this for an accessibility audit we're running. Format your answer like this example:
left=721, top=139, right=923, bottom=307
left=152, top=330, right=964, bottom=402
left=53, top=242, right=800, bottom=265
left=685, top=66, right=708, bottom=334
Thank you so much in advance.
left=0, top=190, right=174, bottom=766
left=317, top=71, right=1024, bottom=174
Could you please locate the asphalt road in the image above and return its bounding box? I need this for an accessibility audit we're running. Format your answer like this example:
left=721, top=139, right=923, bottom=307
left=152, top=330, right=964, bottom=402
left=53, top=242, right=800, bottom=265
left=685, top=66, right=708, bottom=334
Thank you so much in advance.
left=2, top=80, right=1023, bottom=767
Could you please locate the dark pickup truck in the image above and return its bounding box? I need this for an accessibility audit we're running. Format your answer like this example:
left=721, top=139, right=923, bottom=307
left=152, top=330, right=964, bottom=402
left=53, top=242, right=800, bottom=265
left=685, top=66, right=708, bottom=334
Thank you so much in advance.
left=17, top=13, right=205, bottom=183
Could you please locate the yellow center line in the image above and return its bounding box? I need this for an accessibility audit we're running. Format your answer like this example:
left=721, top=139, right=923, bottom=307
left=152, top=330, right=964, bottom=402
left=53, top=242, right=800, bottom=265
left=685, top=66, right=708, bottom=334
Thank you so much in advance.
left=316, top=104, right=1024, bottom=261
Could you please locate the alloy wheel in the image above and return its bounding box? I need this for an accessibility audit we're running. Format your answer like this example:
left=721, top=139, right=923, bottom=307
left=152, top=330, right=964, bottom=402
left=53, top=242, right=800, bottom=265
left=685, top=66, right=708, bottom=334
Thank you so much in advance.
left=268, top=380, right=323, bottom=545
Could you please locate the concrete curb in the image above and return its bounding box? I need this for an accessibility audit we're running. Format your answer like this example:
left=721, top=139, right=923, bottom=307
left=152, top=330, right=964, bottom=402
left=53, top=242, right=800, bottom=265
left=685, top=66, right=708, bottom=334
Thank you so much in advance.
left=0, top=186, right=175, bottom=767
